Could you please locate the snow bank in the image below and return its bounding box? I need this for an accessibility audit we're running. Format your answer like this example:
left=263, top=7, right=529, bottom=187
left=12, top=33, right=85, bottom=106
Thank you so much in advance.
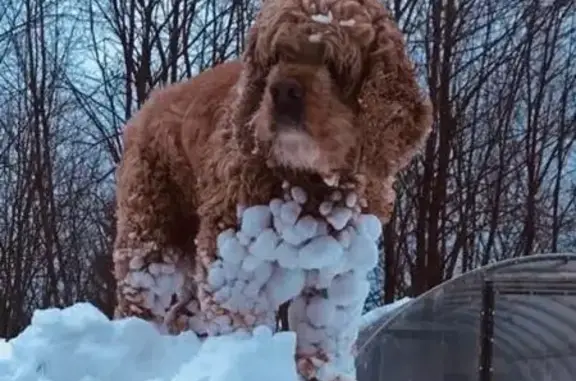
left=0, top=303, right=299, bottom=381
left=0, top=299, right=410, bottom=381
left=0, top=340, right=11, bottom=362
left=359, top=297, right=412, bottom=331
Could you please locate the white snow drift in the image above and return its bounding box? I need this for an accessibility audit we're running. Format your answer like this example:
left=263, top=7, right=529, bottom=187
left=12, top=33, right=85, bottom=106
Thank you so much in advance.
left=0, top=303, right=298, bottom=381
left=0, top=300, right=409, bottom=381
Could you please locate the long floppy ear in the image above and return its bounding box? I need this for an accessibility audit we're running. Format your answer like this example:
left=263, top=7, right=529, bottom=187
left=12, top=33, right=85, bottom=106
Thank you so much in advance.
left=356, top=6, right=433, bottom=179
left=231, top=23, right=269, bottom=156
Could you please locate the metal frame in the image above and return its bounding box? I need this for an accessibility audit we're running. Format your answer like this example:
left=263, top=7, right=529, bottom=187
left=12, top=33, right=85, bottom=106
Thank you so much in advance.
left=356, top=254, right=576, bottom=381
left=478, top=280, right=495, bottom=381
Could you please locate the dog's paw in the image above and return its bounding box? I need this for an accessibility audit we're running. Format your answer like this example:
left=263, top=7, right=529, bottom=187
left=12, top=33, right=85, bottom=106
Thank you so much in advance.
left=297, top=354, right=356, bottom=381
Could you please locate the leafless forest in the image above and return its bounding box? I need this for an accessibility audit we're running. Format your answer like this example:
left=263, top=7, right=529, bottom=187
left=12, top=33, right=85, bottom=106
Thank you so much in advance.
left=0, top=0, right=575, bottom=337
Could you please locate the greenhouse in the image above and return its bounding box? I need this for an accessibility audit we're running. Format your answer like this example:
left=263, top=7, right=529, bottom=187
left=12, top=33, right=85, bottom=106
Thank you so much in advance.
left=356, top=253, right=576, bottom=381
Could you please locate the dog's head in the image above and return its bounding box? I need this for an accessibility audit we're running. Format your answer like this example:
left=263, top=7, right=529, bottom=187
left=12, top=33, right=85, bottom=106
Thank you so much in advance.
left=250, top=60, right=356, bottom=176
left=232, top=0, right=432, bottom=179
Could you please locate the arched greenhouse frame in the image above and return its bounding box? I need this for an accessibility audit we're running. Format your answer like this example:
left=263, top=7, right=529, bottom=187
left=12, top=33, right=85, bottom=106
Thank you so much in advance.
left=356, top=253, right=576, bottom=381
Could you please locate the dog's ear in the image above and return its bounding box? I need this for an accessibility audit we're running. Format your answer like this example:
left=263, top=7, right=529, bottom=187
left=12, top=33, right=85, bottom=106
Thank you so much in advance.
left=231, top=24, right=269, bottom=156
left=355, top=7, right=433, bottom=179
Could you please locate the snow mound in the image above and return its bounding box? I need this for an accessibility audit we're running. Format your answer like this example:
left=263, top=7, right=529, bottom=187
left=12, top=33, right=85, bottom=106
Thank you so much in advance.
left=0, top=299, right=410, bottom=381
left=359, top=297, right=412, bottom=330
left=0, top=298, right=411, bottom=381
left=0, top=303, right=299, bottom=381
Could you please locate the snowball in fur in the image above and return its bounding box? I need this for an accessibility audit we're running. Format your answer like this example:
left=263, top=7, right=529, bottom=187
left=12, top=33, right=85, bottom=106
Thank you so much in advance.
left=273, top=216, right=285, bottom=235
left=331, top=305, right=352, bottom=328
left=253, top=261, right=274, bottom=286
left=237, top=267, right=253, bottom=281
left=217, top=229, right=236, bottom=250
left=336, top=227, right=355, bottom=249
left=189, top=315, right=207, bottom=333
left=326, top=207, right=353, bottom=231
left=290, top=186, right=308, bottom=205
left=269, top=198, right=283, bottom=216
left=213, top=314, right=232, bottom=329
left=213, top=286, right=231, bottom=303
left=207, top=261, right=226, bottom=290
left=315, top=266, right=342, bottom=289
left=316, top=355, right=356, bottom=381
left=241, top=254, right=264, bottom=272
left=297, top=340, right=319, bottom=356
left=319, top=201, right=333, bottom=216
left=174, top=272, right=185, bottom=294
left=305, top=270, right=320, bottom=289
left=281, top=226, right=309, bottom=246
left=249, top=228, right=281, bottom=260
left=236, top=231, right=252, bottom=246
left=151, top=297, right=165, bottom=316
left=295, top=321, right=327, bottom=344
left=275, top=242, right=300, bottom=269
left=346, top=233, right=379, bottom=272
left=331, top=300, right=364, bottom=330
left=345, top=192, right=358, bottom=208
left=126, top=271, right=155, bottom=289
left=161, top=264, right=176, bottom=274
left=298, top=236, right=344, bottom=270
left=241, top=205, right=272, bottom=237
left=317, top=336, right=339, bottom=354
left=155, top=274, right=177, bottom=296
left=219, top=235, right=248, bottom=264
left=222, top=260, right=241, bottom=282
left=243, top=280, right=262, bottom=298
left=328, top=271, right=371, bottom=307
left=311, top=11, right=333, bottom=24
left=158, top=291, right=172, bottom=309
left=306, top=296, right=336, bottom=328
left=330, top=191, right=342, bottom=202
left=355, top=214, right=382, bottom=241
left=253, top=294, right=271, bottom=313
left=308, top=33, right=322, bottom=43
left=265, top=267, right=306, bottom=308
left=243, top=263, right=273, bottom=297
left=280, top=201, right=302, bottom=227
left=148, top=263, right=162, bottom=276
left=129, top=256, right=145, bottom=270
left=316, top=220, right=329, bottom=236
left=295, top=215, right=319, bottom=240
left=224, top=280, right=252, bottom=312
left=340, top=18, right=356, bottom=26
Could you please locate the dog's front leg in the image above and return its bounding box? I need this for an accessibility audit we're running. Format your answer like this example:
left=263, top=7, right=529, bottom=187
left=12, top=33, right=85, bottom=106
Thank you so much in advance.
left=112, top=152, right=200, bottom=335
left=289, top=185, right=383, bottom=381
left=193, top=209, right=290, bottom=335
left=290, top=274, right=370, bottom=381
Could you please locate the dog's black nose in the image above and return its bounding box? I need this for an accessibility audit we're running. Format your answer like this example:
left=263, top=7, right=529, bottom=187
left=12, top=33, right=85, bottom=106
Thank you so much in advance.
left=271, top=78, right=304, bottom=105
left=270, top=79, right=305, bottom=125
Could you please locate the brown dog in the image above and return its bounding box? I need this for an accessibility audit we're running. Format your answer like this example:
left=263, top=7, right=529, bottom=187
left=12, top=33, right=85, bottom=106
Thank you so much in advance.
left=112, top=1, right=432, bottom=380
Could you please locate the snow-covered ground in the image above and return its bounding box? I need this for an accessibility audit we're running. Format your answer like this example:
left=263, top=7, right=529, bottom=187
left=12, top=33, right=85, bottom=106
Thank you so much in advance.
left=0, top=299, right=409, bottom=381
left=358, top=297, right=411, bottom=331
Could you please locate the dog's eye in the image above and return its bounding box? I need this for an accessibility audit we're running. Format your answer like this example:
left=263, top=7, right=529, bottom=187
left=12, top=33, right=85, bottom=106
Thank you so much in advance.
left=325, top=63, right=356, bottom=104
left=326, top=63, right=340, bottom=82
left=326, top=63, right=347, bottom=94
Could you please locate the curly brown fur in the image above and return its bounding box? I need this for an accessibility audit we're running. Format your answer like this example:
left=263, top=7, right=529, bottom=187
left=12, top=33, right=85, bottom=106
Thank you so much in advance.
left=235, top=0, right=432, bottom=177
left=113, top=0, right=432, bottom=379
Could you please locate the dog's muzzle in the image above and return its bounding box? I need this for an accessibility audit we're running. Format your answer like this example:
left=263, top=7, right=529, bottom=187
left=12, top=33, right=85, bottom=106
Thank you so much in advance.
left=271, top=78, right=305, bottom=129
